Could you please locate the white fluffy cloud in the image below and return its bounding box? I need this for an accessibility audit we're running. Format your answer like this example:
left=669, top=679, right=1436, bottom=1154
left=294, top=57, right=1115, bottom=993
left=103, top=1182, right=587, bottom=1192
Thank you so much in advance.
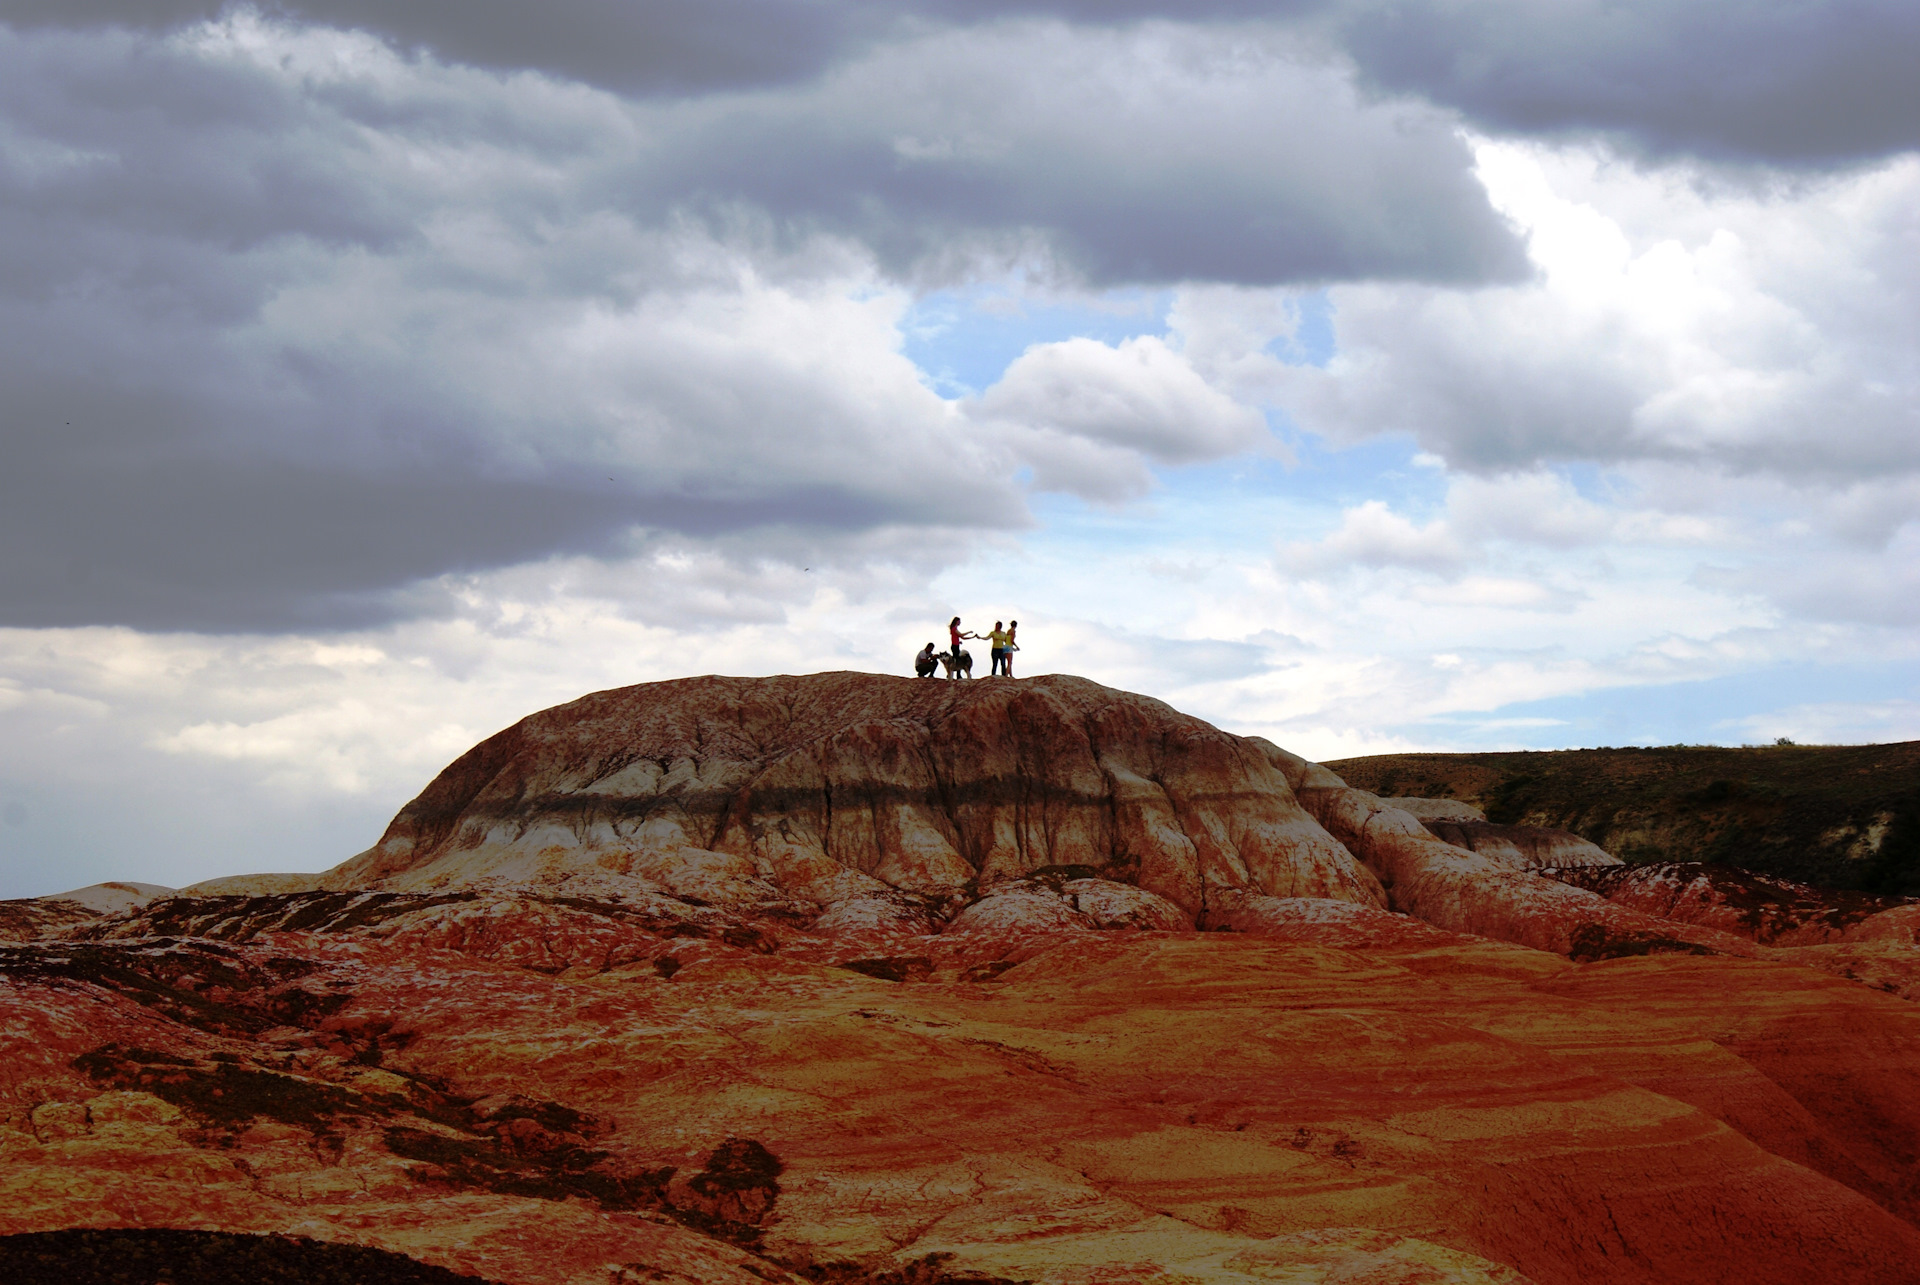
left=1278, top=500, right=1465, bottom=575
left=1270, top=143, right=1920, bottom=485
left=970, top=334, right=1271, bottom=499
left=1273, top=467, right=1720, bottom=590
left=1180, top=140, right=1920, bottom=635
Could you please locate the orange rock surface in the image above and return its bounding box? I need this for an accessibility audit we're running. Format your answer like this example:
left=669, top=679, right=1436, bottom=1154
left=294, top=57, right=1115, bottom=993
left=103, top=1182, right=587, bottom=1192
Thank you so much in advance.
left=3, top=673, right=1918, bottom=1284
left=1295, top=779, right=1757, bottom=959
left=1542, top=862, right=1906, bottom=945
left=324, top=674, right=1383, bottom=916
left=1419, top=819, right=1621, bottom=870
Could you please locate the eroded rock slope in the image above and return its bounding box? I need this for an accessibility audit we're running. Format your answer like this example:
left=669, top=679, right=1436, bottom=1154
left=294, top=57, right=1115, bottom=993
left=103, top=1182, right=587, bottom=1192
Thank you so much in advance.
left=7, top=888, right=1920, bottom=1285
left=326, top=674, right=1385, bottom=918
left=5, top=672, right=1920, bottom=1285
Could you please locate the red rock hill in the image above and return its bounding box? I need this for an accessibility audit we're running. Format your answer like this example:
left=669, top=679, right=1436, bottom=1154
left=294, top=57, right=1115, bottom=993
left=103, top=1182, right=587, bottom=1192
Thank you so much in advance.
left=321, top=673, right=1793, bottom=961
left=4, top=673, right=1920, bottom=1285
left=325, top=672, right=1383, bottom=917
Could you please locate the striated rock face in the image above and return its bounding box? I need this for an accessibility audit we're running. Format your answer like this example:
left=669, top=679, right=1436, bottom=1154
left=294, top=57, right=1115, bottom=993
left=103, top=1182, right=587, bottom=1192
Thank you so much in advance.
left=180, top=873, right=327, bottom=896
left=1529, top=865, right=1920, bottom=1004
left=325, top=674, right=1384, bottom=917
left=6, top=889, right=1920, bottom=1285
left=1327, top=742, right=1920, bottom=893
left=41, top=882, right=174, bottom=915
left=1, top=884, right=176, bottom=943
left=1542, top=863, right=1908, bottom=946
left=1295, top=783, right=1754, bottom=960
left=1420, top=819, right=1619, bottom=869
left=0, top=898, right=96, bottom=943
left=1380, top=796, right=1486, bottom=822
left=946, top=870, right=1195, bottom=934
left=1847, top=902, right=1920, bottom=945
left=7, top=673, right=1920, bottom=1284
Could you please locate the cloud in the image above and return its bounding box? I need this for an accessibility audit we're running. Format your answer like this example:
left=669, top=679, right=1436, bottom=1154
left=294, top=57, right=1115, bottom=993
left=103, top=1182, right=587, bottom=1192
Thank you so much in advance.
left=1702, top=522, right=1920, bottom=628
left=969, top=334, right=1271, bottom=500
left=989, top=0, right=1920, bottom=170
left=2, top=12, right=1530, bottom=290
left=1016, top=618, right=1280, bottom=691
left=0, top=192, right=1014, bottom=629
left=0, top=14, right=1523, bottom=631
left=1445, top=472, right=1618, bottom=548
left=1270, top=143, right=1920, bottom=488
left=1269, top=469, right=1718, bottom=605
left=626, top=21, right=1527, bottom=288
left=1279, top=500, right=1466, bottom=576
left=0, top=20, right=1022, bottom=630
left=1410, top=576, right=1583, bottom=613
left=1, top=0, right=887, bottom=95
left=1332, top=0, right=1920, bottom=167
left=18, top=1, right=1918, bottom=172
left=1276, top=471, right=1626, bottom=581
left=1720, top=699, right=1920, bottom=747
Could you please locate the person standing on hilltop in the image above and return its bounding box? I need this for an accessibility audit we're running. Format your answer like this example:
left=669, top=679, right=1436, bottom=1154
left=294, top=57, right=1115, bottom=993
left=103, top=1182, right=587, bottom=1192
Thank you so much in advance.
left=987, top=621, right=1013, bottom=676
left=947, top=617, right=978, bottom=679
left=1005, top=620, right=1019, bottom=678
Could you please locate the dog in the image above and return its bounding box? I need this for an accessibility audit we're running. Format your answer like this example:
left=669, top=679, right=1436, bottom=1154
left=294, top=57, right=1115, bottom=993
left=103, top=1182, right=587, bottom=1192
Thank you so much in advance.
left=938, top=647, right=973, bottom=679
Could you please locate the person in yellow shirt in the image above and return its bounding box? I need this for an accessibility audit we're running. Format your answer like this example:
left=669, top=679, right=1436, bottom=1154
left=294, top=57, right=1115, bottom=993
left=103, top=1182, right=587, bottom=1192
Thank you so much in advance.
left=1005, top=620, right=1018, bottom=677
left=987, top=621, right=1013, bottom=676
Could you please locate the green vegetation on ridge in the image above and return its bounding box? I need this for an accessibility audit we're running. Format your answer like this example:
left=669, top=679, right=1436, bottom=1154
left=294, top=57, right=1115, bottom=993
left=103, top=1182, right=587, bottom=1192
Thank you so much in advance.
left=1325, top=741, right=1920, bottom=895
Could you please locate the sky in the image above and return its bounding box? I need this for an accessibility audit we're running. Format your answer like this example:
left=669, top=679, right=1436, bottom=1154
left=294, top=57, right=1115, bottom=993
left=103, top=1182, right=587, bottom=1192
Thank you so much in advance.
left=2, top=0, right=1918, bottom=897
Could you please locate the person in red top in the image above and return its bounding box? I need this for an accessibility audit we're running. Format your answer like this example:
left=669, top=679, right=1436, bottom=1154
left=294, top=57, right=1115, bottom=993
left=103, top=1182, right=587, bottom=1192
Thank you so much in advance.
left=946, top=617, right=978, bottom=679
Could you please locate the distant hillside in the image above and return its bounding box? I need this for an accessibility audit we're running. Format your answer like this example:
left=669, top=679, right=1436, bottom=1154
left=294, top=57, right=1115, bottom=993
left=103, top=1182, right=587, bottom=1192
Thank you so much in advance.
left=1324, top=742, right=1920, bottom=894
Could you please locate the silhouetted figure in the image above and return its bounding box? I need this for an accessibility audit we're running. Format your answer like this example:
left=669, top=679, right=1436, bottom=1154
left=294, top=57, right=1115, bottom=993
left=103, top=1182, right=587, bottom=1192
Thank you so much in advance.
left=987, top=621, right=1012, bottom=676
left=945, top=616, right=978, bottom=680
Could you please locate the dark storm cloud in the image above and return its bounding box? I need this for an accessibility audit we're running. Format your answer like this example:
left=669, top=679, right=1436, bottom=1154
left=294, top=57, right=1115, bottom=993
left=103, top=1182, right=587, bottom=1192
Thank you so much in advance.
left=0, top=8, right=1528, bottom=289
left=0, top=455, right=902, bottom=632
left=975, top=0, right=1920, bottom=167
left=0, top=257, right=987, bottom=630
left=11, top=0, right=1916, bottom=166
left=0, top=9, right=1543, bottom=634
left=0, top=12, right=1537, bottom=288
left=0, top=0, right=883, bottom=95
left=0, top=36, right=413, bottom=266
left=0, top=23, right=1023, bottom=632
left=0, top=288, right=957, bottom=631
left=0, top=1, right=1329, bottom=98
left=616, top=24, right=1527, bottom=288
left=1332, top=0, right=1920, bottom=167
